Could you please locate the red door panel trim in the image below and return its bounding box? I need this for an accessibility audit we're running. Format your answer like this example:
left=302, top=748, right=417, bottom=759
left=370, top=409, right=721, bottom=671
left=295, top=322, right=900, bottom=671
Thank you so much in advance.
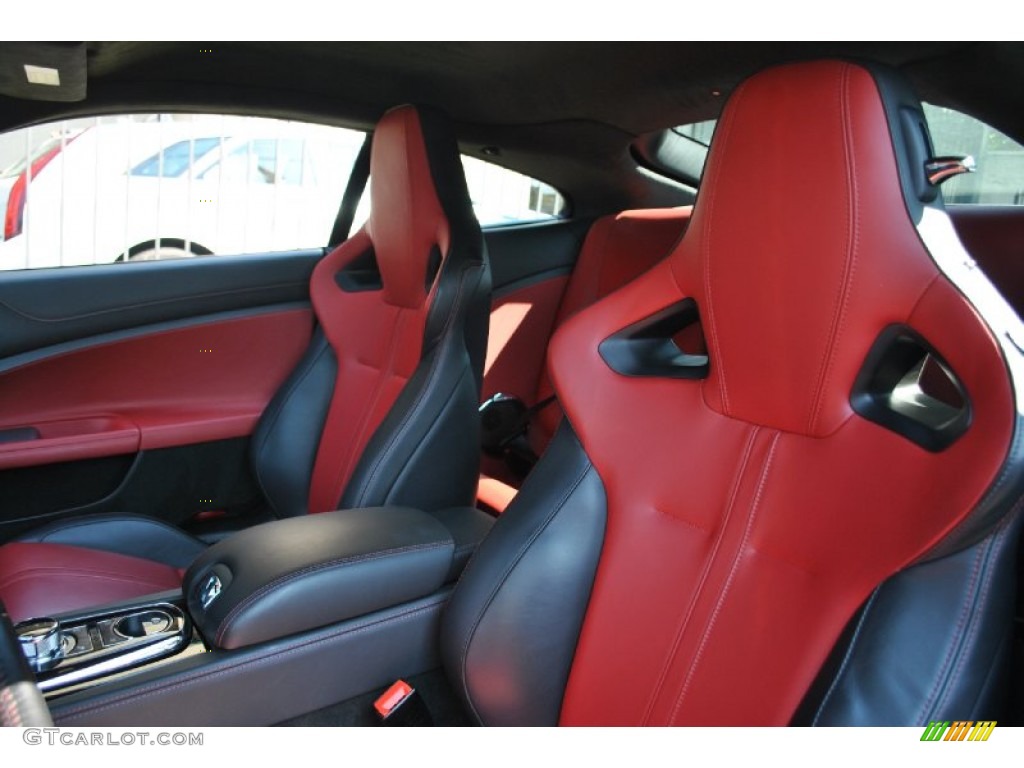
left=0, top=309, right=313, bottom=467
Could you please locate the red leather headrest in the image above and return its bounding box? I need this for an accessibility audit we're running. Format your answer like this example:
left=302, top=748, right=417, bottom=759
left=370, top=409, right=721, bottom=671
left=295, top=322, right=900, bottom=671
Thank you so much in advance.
left=670, top=61, right=939, bottom=437
left=366, top=105, right=451, bottom=309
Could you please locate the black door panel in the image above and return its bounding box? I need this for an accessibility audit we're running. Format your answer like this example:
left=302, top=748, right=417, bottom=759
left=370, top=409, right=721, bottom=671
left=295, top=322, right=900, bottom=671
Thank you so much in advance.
left=0, top=439, right=263, bottom=542
left=0, top=249, right=322, bottom=358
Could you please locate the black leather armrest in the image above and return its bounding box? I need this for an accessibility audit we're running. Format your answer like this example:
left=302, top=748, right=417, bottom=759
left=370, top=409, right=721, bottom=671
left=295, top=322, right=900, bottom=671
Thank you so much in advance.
left=183, top=507, right=454, bottom=649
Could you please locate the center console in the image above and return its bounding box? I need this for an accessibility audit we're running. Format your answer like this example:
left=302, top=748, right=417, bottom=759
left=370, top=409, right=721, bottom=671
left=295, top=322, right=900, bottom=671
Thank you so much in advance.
left=20, top=603, right=203, bottom=695
left=11, top=504, right=492, bottom=725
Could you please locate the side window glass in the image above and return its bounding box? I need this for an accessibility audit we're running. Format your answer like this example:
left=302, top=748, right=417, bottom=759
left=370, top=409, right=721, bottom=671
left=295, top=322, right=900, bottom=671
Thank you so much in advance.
left=674, top=119, right=716, bottom=146
left=923, top=104, right=1024, bottom=205
left=0, top=113, right=567, bottom=271
left=0, top=114, right=364, bottom=270
left=461, top=156, right=564, bottom=226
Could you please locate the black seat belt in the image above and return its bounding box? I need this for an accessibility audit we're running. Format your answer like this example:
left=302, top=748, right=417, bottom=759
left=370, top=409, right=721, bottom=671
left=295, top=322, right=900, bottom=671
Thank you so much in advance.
left=327, top=132, right=373, bottom=247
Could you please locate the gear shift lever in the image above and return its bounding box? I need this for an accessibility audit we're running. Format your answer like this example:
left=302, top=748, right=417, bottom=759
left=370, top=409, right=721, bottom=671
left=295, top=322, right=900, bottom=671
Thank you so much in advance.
left=15, top=618, right=64, bottom=673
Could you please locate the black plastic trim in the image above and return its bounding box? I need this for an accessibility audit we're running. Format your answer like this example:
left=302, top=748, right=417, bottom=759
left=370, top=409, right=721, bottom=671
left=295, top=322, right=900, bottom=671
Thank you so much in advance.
left=424, top=244, right=442, bottom=293
left=599, top=299, right=709, bottom=379
left=850, top=325, right=972, bottom=452
left=335, top=246, right=382, bottom=292
left=631, top=129, right=709, bottom=191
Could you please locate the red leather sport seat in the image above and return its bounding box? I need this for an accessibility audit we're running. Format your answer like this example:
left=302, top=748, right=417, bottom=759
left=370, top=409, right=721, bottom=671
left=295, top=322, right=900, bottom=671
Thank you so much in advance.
left=478, top=207, right=690, bottom=513
left=0, top=105, right=491, bottom=623
left=441, top=60, right=1024, bottom=725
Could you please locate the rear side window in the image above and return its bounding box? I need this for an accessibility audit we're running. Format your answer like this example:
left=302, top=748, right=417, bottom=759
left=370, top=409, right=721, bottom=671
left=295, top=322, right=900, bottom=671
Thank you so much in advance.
left=673, top=119, right=716, bottom=147
left=462, top=155, right=564, bottom=226
left=923, top=104, right=1024, bottom=205
left=0, top=113, right=565, bottom=271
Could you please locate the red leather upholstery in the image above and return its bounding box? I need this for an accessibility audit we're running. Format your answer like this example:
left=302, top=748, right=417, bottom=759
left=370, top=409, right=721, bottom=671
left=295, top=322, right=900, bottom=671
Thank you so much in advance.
left=308, top=231, right=433, bottom=513
left=478, top=207, right=690, bottom=513
left=482, top=277, right=570, bottom=416
left=549, top=61, right=1014, bottom=725
left=476, top=474, right=521, bottom=516
left=367, top=107, right=450, bottom=310
left=0, top=543, right=182, bottom=623
left=534, top=207, right=691, bottom=445
left=307, top=106, right=450, bottom=513
left=949, top=206, right=1024, bottom=316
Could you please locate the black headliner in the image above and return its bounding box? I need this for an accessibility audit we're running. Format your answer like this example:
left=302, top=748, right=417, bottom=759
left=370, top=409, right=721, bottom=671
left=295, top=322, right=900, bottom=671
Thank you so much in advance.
left=2, top=42, right=1021, bottom=216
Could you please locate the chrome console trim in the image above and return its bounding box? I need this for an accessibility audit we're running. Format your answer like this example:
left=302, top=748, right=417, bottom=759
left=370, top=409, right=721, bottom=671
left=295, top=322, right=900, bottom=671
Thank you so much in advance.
left=36, top=603, right=198, bottom=695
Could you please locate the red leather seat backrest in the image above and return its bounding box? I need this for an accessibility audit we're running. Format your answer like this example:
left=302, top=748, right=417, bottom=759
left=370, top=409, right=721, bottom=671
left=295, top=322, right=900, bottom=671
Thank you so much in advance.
left=307, top=106, right=454, bottom=513
left=549, top=61, right=1017, bottom=725
left=556, top=208, right=692, bottom=326
left=532, top=207, right=691, bottom=447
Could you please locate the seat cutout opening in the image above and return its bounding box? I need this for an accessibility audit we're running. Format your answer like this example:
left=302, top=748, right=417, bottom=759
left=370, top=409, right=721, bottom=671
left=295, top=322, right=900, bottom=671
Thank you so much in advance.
left=425, top=245, right=443, bottom=292
left=599, top=299, right=709, bottom=379
left=336, top=247, right=383, bottom=292
left=850, top=325, right=971, bottom=452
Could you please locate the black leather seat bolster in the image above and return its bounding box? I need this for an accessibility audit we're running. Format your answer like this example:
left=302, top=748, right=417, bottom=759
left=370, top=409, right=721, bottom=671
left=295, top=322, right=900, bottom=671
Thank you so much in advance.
left=802, top=510, right=1022, bottom=726
left=249, top=328, right=337, bottom=519
left=341, top=258, right=490, bottom=514
left=183, top=506, right=455, bottom=650
left=440, top=421, right=607, bottom=726
left=17, top=514, right=207, bottom=570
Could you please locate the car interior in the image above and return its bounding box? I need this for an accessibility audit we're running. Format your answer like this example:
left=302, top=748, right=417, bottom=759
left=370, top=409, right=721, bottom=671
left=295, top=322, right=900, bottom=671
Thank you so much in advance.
left=0, top=42, right=1022, bottom=728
